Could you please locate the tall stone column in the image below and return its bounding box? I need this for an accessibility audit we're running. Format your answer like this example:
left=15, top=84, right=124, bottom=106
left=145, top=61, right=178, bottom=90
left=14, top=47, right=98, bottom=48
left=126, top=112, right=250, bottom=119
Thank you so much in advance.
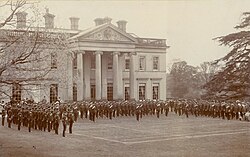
left=83, top=53, right=91, bottom=99
left=67, top=52, right=73, bottom=101
left=129, top=52, right=136, bottom=100
left=118, top=53, right=124, bottom=99
left=95, top=51, right=103, bottom=100
left=113, top=51, right=120, bottom=100
left=101, top=54, right=107, bottom=100
left=77, top=51, right=85, bottom=101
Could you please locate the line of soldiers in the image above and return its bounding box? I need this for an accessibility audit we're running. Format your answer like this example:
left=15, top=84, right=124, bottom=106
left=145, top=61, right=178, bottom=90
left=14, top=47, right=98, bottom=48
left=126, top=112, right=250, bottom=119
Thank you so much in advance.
left=167, top=99, right=250, bottom=120
left=1, top=98, right=250, bottom=137
left=1, top=100, right=75, bottom=137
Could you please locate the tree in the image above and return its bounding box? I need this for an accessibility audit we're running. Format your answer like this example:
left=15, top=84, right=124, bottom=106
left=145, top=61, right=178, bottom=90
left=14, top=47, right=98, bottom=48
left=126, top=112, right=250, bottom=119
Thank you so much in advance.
left=0, top=0, right=69, bottom=102
left=204, top=12, right=250, bottom=101
left=168, top=61, right=202, bottom=98
left=199, top=61, right=219, bottom=84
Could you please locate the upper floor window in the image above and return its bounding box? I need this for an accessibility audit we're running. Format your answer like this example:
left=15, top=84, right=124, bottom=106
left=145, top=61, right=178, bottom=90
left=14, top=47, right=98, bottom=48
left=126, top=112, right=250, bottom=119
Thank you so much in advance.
left=153, top=56, right=159, bottom=70
left=139, top=56, right=146, bottom=71
left=107, top=55, right=112, bottom=70
left=73, top=54, right=77, bottom=69
left=91, top=55, right=96, bottom=69
left=51, top=52, right=57, bottom=69
left=125, top=58, right=130, bottom=70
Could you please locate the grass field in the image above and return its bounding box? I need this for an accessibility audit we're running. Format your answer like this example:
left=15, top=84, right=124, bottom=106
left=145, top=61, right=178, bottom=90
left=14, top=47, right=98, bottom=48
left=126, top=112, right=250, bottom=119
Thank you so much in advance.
left=0, top=112, right=250, bottom=157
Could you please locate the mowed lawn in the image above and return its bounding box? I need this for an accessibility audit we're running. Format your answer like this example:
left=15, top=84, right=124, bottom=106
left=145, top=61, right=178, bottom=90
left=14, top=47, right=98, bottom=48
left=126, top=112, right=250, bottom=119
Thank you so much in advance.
left=0, top=112, right=250, bottom=157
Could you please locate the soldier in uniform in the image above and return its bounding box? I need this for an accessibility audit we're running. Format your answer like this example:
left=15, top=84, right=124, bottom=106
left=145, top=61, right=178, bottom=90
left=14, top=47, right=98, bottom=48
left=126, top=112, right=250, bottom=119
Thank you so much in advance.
left=54, top=113, right=60, bottom=135
left=17, top=111, right=23, bottom=130
left=68, top=111, right=74, bottom=134
left=156, top=103, right=161, bottom=118
left=164, top=102, right=169, bottom=117
left=28, top=110, right=33, bottom=132
left=2, top=109, right=6, bottom=126
left=7, top=108, right=13, bottom=128
left=62, top=112, right=67, bottom=137
left=185, top=103, right=189, bottom=118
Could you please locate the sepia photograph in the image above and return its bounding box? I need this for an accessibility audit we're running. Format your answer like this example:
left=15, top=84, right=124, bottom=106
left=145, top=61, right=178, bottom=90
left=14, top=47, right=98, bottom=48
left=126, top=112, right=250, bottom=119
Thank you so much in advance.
left=0, top=0, right=250, bottom=156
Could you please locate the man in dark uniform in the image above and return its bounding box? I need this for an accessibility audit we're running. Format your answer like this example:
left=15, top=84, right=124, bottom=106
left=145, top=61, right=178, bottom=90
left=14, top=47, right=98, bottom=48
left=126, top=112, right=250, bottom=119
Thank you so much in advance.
left=28, top=110, right=33, bottom=132
left=54, top=113, right=60, bottom=135
left=185, top=103, right=189, bottom=118
left=156, top=103, right=161, bottom=118
left=2, top=109, right=6, bottom=126
left=7, top=108, right=13, bottom=128
left=17, top=111, right=22, bottom=130
left=136, top=105, right=140, bottom=121
left=68, top=111, right=74, bottom=134
left=62, top=112, right=67, bottom=137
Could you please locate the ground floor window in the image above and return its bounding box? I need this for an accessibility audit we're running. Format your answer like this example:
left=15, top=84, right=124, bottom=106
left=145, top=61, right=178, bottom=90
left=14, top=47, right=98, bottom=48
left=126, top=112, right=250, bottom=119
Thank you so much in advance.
left=124, top=85, right=130, bottom=100
left=12, top=83, right=21, bottom=103
left=50, top=84, right=58, bottom=103
left=138, top=83, right=146, bottom=100
left=73, top=83, right=77, bottom=102
left=152, top=83, right=159, bottom=100
left=107, top=83, right=113, bottom=101
left=91, top=84, right=96, bottom=100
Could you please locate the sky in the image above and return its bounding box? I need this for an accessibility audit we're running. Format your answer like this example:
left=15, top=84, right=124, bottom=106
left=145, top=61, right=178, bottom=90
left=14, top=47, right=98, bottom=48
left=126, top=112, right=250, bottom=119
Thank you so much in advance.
left=19, top=0, right=250, bottom=67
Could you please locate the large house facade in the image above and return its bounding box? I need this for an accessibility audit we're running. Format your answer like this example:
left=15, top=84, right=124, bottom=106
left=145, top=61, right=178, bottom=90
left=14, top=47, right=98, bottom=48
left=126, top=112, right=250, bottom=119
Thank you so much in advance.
left=1, top=10, right=169, bottom=103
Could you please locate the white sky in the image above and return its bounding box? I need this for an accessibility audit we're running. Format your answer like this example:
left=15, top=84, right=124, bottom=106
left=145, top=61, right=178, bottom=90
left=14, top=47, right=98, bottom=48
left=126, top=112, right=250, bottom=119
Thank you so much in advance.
left=12, top=0, right=250, bottom=67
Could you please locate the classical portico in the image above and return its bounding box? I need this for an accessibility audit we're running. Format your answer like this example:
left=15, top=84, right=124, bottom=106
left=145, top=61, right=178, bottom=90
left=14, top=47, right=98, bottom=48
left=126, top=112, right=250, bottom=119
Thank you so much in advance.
left=66, top=17, right=167, bottom=101
left=71, top=50, right=135, bottom=101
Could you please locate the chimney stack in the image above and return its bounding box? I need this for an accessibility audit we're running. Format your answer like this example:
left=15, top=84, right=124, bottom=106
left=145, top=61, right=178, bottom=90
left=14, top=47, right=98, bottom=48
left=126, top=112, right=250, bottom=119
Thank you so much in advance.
left=43, top=8, right=55, bottom=29
left=94, top=18, right=104, bottom=26
left=103, top=17, right=112, bottom=24
left=117, top=20, right=127, bottom=32
left=69, top=17, right=80, bottom=30
left=94, top=17, right=112, bottom=26
left=16, top=12, right=27, bottom=29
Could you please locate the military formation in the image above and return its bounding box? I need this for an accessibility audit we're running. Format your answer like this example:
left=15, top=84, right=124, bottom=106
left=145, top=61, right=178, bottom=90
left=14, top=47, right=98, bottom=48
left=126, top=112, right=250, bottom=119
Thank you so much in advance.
left=1, top=98, right=250, bottom=137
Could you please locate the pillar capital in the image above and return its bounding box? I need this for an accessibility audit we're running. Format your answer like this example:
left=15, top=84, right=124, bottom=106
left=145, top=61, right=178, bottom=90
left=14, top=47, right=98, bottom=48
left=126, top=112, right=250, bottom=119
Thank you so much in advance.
left=94, top=51, right=103, bottom=55
left=129, top=52, right=137, bottom=56
left=112, top=51, right=120, bottom=56
left=75, top=50, right=85, bottom=54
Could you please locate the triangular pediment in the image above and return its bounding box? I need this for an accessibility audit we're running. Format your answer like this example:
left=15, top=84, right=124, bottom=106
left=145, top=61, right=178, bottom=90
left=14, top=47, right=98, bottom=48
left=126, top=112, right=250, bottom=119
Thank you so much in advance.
left=72, top=24, right=137, bottom=43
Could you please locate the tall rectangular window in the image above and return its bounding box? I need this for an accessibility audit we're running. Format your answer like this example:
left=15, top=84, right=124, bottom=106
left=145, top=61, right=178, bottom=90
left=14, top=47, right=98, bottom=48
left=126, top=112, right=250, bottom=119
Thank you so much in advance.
left=124, top=86, right=130, bottom=100
left=138, top=83, right=146, bottom=100
left=152, top=83, right=159, bottom=100
left=50, top=84, right=58, bottom=103
left=73, top=83, right=77, bottom=101
left=107, top=55, right=113, bottom=70
left=73, top=54, right=77, bottom=69
left=91, top=84, right=96, bottom=100
left=139, top=56, right=146, bottom=71
left=12, top=83, right=21, bottom=103
left=51, top=52, right=57, bottom=69
left=153, top=56, right=159, bottom=70
left=125, top=58, right=130, bottom=70
left=91, top=55, right=96, bottom=69
left=107, top=83, right=113, bottom=101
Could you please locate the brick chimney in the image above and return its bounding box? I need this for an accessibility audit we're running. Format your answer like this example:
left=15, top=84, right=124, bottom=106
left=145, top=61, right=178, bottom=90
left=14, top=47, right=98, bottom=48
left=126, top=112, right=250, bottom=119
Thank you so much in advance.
left=94, top=18, right=104, bottom=26
left=69, top=17, right=79, bottom=30
left=94, top=17, right=112, bottom=26
left=16, top=12, right=27, bottom=29
left=117, top=20, right=127, bottom=32
left=43, top=8, right=55, bottom=29
left=103, top=17, right=112, bottom=24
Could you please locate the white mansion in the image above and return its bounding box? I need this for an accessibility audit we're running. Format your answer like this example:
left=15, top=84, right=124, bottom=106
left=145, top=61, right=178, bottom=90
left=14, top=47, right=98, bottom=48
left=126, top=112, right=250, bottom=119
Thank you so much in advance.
left=1, top=10, right=169, bottom=103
